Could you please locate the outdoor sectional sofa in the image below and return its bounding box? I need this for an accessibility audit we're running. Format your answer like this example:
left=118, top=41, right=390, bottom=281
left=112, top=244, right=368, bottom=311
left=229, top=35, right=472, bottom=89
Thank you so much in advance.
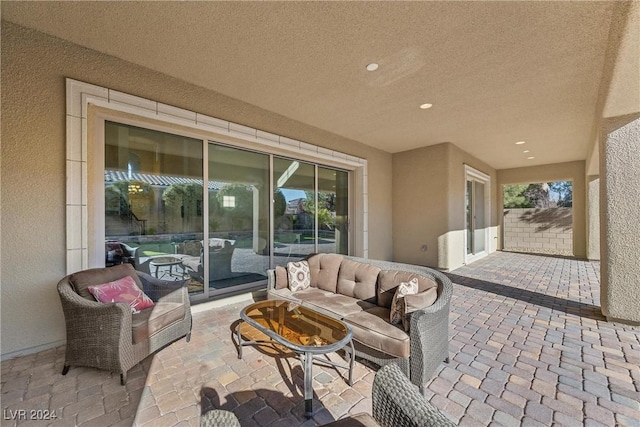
left=267, top=253, right=452, bottom=392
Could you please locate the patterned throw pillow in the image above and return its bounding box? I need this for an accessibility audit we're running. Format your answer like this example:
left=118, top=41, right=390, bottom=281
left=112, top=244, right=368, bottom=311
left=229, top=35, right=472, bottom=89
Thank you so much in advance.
left=88, top=275, right=155, bottom=314
left=287, top=260, right=311, bottom=292
left=389, top=278, right=419, bottom=325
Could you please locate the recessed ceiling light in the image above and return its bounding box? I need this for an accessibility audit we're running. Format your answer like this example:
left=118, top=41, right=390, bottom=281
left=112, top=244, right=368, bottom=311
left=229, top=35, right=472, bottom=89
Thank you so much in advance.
left=366, top=63, right=379, bottom=71
left=419, top=103, right=433, bottom=109
left=523, top=150, right=530, bottom=153
left=527, top=156, right=535, bottom=160
left=515, top=141, right=526, bottom=145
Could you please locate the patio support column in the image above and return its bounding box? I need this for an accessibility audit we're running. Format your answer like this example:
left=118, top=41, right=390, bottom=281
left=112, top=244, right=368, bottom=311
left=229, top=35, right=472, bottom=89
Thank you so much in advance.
left=600, top=116, right=640, bottom=324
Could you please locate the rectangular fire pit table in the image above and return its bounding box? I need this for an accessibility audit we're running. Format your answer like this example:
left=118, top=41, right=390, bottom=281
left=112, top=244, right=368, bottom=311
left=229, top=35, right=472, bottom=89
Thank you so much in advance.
left=237, top=299, right=355, bottom=417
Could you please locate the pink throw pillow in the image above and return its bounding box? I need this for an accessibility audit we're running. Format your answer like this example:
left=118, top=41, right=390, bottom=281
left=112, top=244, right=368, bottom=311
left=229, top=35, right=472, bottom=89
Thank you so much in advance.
left=88, top=275, right=154, bottom=314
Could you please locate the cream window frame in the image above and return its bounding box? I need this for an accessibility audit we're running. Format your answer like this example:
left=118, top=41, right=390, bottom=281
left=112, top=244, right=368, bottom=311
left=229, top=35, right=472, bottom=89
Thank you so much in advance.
left=65, top=78, right=368, bottom=274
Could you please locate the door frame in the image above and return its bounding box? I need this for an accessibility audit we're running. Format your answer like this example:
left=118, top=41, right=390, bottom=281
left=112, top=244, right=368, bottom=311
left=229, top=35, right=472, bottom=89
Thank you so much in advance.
left=464, top=165, right=491, bottom=265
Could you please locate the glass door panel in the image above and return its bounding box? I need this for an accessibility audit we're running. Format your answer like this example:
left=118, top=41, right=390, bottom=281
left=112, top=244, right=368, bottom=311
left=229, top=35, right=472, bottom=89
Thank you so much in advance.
left=104, top=122, right=205, bottom=297
left=208, top=145, right=270, bottom=293
left=317, top=167, right=349, bottom=254
left=273, top=157, right=315, bottom=266
left=466, top=180, right=473, bottom=255
left=473, top=181, right=486, bottom=253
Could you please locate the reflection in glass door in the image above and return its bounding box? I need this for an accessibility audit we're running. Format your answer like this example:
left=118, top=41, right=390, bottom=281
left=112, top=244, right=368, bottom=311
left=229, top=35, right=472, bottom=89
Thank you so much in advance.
left=318, top=167, right=349, bottom=255
left=273, top=158, right=316, bottom=266
left=208, top=145, right=270, bottom=294
left=104, top=122, right=206, bottom=298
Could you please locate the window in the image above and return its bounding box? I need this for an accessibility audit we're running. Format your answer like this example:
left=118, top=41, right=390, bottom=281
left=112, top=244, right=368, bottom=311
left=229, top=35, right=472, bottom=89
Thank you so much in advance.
left=66, top=79, right=368, bottom=291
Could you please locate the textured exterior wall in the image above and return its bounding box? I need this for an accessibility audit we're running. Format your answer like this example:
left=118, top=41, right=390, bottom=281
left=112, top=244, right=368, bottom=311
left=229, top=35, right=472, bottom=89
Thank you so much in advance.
left=600, top=116, right=640, bottom=324
left=503, top=208, right=573, bottom=253
left=392, top=143, right=497, bottom=270
left=392, top=144, right=450, bottom=268
left=1, top=22, right=393, bottom=356
left=497, top=161, right=586, bottom=258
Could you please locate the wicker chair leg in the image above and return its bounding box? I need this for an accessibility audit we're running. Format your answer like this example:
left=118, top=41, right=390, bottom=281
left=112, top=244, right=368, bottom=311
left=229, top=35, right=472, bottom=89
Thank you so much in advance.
left=61, top=365, right=70, bottom=375
left=444, top=357, right=450, bottom=363
left=120, top=372, right=127, bottom=385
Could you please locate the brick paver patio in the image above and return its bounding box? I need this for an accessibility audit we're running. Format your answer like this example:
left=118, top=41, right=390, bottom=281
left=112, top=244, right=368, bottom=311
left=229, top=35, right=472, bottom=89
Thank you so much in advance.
left=1, top=252, right=639, bottom=426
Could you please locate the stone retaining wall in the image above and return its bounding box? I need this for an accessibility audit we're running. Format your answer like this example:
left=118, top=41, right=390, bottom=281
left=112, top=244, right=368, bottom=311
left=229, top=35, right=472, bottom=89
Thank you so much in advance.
left=503, top=207, right=572, bottom=253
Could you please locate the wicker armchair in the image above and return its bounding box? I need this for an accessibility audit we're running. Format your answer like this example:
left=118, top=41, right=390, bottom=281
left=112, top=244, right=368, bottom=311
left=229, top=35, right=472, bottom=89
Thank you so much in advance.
left=57, top=263, right=192, bottom=384
left=323, top=363, right=455, bottom=427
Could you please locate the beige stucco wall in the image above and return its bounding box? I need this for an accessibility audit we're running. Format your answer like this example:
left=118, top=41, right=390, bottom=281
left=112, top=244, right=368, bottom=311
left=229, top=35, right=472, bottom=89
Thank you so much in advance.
left=0, top=22, right=393, bottom=357
left=596, top=1, right=640, bottom=324
left=497, top=161, right=587, bottom=259
left=600, top=116, right=640, bottom=324
left=392, top=144, right=449, bottom=268
left=392, top=143, right=497, bottom=271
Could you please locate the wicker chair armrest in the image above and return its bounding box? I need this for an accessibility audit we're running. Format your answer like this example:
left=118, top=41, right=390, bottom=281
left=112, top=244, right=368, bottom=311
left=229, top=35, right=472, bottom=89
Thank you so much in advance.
left=57, top=280, right=133, bottom=369
left=372, top=364, right=455, bottom=427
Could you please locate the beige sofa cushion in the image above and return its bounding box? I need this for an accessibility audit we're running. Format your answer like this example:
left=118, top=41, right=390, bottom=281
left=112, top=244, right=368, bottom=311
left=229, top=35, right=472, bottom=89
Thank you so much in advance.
left=300, top=288, right=376, bottom=319
left=344, top=307, right=410, bottom=358
left=337, top=259, right=380, bottom=304
left=274, top=265, right=289, bottom=290
left=268, top=286, right=298, bottom=302
left=307, top=253, right=343, bottom=293
left=268, top=287, right=375, bottom=319
left=131, top=301, right=185, bottom=344
left=403, top=288, right=438, bottom=331
left=377, top=270, right=438, bottom=308
left=70, top=263, right=143, bottom=301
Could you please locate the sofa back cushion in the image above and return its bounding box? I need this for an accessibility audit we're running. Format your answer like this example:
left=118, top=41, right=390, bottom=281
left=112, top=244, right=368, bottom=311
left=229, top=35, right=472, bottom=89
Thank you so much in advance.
left=69, top=263, right=143, bottom=300
left=337, top=259, right=380, bottom=303
left=274, top=265, right=289, bottom=290
left=307, top=253, right=344, bottom=293
left=377, top=270, right=438, bottom=308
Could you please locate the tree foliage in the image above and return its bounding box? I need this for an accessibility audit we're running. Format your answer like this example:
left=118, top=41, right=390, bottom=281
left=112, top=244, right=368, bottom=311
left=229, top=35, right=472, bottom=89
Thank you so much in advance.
left=503, top=184, right=530, bottom=208
left=504, top=181, right=572, bottom=208
left=303, top=191, right=335, bottom=230
left=550, top=181, right=573, bottom=207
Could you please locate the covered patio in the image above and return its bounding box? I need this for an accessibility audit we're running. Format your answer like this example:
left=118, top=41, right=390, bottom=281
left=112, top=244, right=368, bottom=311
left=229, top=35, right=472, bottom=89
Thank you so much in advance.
left=2, top=252, right=638, bottom=426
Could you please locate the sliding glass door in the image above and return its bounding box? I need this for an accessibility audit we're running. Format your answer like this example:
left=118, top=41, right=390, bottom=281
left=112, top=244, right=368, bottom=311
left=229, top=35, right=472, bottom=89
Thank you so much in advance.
left=272, top=159, right=350, bottom=267
left=318, top=166, right=349, bottom=255
left=104, top=121, right=351, bottom=300
left=104, top=121, right=206, bottom=297
left=273, top=157, right=316, bottom=266
left=207, top=145, right=270, bottom=293
left=465, top=165, right=490, bottom=263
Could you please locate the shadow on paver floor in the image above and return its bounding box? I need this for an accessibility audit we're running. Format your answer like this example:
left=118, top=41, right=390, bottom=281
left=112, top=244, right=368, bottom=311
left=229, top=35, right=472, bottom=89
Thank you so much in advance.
left=446, top=273, right=606, bottom=321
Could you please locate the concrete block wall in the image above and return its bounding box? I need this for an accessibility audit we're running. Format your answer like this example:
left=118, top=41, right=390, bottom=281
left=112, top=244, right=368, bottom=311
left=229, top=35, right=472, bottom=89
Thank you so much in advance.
left=503, top=208, right=573, bottom=253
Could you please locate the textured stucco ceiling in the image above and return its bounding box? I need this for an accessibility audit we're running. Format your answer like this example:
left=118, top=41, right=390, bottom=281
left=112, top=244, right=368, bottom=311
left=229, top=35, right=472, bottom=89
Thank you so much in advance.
left=2, top=1, right=621, bottom=169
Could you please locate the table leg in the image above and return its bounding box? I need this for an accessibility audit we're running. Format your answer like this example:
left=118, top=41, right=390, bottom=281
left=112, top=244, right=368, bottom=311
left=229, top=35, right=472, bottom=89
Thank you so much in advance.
left=304, top=351, right=313, bottom=417
left=237, top=320, right=243, bottom=359
left=348, top=339, right=355, bottom=386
